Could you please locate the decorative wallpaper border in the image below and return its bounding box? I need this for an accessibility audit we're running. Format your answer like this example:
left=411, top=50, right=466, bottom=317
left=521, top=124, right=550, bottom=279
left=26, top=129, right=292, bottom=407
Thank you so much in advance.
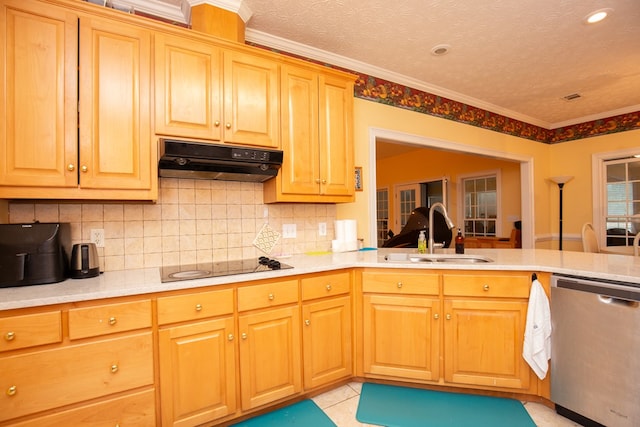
left=355, top=74, right=640, bottom=144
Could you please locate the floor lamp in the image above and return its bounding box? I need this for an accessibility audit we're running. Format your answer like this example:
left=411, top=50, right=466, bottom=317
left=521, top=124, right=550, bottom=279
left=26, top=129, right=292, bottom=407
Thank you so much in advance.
left=550, top=176, right=574, bottom=250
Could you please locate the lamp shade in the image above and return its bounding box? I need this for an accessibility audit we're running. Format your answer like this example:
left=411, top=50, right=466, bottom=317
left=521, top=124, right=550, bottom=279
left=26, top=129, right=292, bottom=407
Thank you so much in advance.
left=550, top=175, right=574, bottom=185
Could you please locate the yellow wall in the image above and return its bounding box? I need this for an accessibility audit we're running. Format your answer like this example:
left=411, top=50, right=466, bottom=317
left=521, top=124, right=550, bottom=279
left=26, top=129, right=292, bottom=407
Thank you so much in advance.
left=337, top=98, right=640, bottom=250
left=376, top=148, right=521, bottom=237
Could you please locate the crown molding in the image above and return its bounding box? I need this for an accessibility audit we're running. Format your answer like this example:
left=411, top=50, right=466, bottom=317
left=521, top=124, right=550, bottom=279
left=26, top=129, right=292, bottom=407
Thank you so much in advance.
left=550, top=104, right=640, bottom=129
left=186, top=0, right=252, bottom=22
left=114, top=0, right=188, bottom=23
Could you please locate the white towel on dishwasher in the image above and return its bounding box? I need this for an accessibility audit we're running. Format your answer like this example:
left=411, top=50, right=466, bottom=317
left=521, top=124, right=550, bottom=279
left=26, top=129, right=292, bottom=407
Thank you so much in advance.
left=523, top=278, right=551, bottom=380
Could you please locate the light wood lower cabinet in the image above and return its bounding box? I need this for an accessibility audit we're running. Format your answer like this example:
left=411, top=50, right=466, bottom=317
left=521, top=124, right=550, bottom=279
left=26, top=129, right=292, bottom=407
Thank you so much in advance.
left=363, top=294, right=440, bottom=381
left=442, top=272, right=532, bottom=391
left=0, top=332, right=153, bottom=422
left=360, top=269, right=535, bottom=392
left=238, top=304, right=302, bottom=410
left=158, top=318, right=237, bottom=427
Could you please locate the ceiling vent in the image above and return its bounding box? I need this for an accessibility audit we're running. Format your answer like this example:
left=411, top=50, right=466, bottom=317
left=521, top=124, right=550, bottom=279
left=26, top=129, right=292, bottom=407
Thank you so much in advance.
left=562, top=93, right=582, bottom=101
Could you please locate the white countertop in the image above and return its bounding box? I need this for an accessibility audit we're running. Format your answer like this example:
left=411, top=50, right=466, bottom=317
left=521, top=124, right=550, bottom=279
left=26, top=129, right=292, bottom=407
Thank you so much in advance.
left=3, top=248, right=640, bottom=311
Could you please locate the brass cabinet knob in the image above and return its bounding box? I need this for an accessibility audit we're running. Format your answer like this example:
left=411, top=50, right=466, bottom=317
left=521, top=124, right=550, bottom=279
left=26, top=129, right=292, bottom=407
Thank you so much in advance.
left=268, top=293, right=274, bottom=301
left=214, top=120, right=220, bottom=127
left=195, top=304, right=203, bottom=311
left=227, top=333, right=234, bottom=341
left=483, top=284, right=490, bottom=291
left=67, top=164, right=75, bottom=171
left=305, top=319, right=311, bottom=326
left=108, top=317, right=117, bottom=326
left=326, top=284, right=332, bottom=291
left=6, top=385, right=16, bottom=396
left=241, top=333, right=247, bottom=340
left=110, top=364, right=119, bottom=373
left=321, top=179, right=327, bottom=184
left=446, top=314, right=452, bottom=320
left=315, top=178, right=321, bottom=184
left=225, top=123, right=231, bottom=129
left=4, top=331, right=15, bottom=341
left=434, top=313, right=439, bottom=320
left=397, top=282, right=403, bottom=288
left=81, top=165, right=88, bottom=173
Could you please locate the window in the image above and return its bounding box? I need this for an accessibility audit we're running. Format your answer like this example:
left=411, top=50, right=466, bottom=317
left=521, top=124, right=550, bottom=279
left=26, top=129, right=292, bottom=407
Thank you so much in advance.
left=604, top=158, right=640, bottom=246
left=376, top=188, right=389, bottom=247
left=463, top=175, right=498, bottom=237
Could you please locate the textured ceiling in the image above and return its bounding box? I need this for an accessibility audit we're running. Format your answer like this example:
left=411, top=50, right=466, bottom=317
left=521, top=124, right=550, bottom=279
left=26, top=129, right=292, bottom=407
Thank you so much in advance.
left=125, top=0, right=640, bottom=129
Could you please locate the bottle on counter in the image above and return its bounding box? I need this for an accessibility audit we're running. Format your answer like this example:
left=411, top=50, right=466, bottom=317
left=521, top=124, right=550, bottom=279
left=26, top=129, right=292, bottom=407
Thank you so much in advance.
left=455, top=228, right=465, bottom=254
left=418, top=230, right=427, bottom=253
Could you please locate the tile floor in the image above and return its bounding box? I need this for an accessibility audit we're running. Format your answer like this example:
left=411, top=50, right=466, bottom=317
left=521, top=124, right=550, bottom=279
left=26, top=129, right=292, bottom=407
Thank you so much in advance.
left=311, top=382, right=583, bottom=427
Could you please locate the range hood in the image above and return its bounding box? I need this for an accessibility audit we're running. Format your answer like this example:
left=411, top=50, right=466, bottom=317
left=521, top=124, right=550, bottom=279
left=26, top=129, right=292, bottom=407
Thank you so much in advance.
left=158, top=139, right=283, bottom=182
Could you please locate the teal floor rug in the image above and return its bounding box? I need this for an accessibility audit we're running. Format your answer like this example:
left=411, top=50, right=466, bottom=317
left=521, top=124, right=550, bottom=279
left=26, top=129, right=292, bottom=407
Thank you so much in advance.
left=356, top=383, right=536, bottom=427
left=231, top=399, right=336, bottom=427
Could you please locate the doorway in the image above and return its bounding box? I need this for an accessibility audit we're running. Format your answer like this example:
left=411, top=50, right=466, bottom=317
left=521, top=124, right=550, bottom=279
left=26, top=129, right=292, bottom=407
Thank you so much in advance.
left=367, top=128, right=534, bottom=248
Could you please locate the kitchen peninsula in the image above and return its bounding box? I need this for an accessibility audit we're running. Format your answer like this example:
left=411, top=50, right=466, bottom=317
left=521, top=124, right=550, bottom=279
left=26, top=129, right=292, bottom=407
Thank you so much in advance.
left=2, top=248, right=639, bottom=426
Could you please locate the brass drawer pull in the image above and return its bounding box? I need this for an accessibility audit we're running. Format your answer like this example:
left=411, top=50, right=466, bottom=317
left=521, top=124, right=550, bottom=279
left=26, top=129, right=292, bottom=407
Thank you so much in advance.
left=5, top=331, right=15, bottom=341
left=6, top=385, right=17, bottom=396
left=326, top=284, right=332, bottom=291
left=110, top=364, right=119, bottom=374
left=397, top=282, right=403, bottom=288
left=483, top=284, right=490, bottom=291
left=268, top=293, right=275, bottom=301
left=195, top=304, right=203, bottom=311
left=108, top=317, right=117, bottom=326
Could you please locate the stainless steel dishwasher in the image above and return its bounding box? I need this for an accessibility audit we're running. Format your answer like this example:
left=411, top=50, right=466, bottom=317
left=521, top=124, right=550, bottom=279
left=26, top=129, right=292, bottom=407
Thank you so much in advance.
left=551, top=274, right=640, bottom=427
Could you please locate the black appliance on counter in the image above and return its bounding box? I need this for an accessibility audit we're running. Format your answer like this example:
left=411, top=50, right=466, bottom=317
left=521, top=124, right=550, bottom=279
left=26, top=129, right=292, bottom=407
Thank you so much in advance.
left=0, top=223, right=71, bottom=288
left=160, top=257, right=292, bottom=283
left=382, top=207, right=453, bottom=248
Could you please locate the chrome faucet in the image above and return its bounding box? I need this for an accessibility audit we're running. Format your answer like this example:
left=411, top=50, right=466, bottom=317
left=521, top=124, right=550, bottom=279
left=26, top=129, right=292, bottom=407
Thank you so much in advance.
left=428, top=202, right=455, bottom=254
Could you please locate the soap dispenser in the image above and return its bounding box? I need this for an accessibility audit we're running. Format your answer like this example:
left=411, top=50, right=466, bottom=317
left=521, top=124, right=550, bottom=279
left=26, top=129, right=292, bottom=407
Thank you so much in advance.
left=418, top=230, right=427, bottom=253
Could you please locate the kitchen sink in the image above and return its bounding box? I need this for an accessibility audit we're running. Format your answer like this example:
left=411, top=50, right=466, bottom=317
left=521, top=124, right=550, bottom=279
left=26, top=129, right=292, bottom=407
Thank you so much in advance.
left=383, top=253, right=493, bottom=263
left=410, top=254, right=493, bottom=263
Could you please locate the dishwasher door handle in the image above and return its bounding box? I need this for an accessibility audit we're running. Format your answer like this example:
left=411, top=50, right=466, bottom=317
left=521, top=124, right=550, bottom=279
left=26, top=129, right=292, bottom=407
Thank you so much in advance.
left=597, top=294, right=639, bottom=308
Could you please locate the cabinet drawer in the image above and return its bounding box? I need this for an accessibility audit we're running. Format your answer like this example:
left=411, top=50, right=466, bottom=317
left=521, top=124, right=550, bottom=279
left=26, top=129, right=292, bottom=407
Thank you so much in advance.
left=157, top=288, right=234, bottom=325
left=0, top=311, right=61, bottom=352
left=443, top=273, right=531, bottom=298
left=0, top=332, right=153, bottom=422
left=68, top=300, right=151, bottom=340
left=301, top=271, right=350, bottom=301
left=362, top=270, right=439, bottom=295
left=8, top=388, right=156, bottom=427
left=237, top=279, right=298, bottom=311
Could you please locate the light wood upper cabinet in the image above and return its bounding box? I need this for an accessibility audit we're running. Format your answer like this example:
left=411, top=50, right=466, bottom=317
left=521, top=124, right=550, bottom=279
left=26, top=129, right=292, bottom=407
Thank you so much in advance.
left=223, top=50, right=279, bottom=147
left=154, top=34, right=279, bottom=148
left=0, top=0, right=156, bottom=200
left=0, top=0, right=78, bottom=188
left=264, top=64, right=355, bottom=203
left=78, top=15, right=152, bottom=191
left=154, top=33, right=222, bottom=140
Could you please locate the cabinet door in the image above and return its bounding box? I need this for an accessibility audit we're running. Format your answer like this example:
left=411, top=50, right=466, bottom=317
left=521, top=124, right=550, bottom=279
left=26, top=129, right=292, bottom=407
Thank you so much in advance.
left=154, top=33, right=222, bottom=140
left=0, top=0, right=77, bottom=188
left=302, top=296, right=352, bottom=389
left=78, top=16, right=152, bottom=190
left=158, top=318, right=236, bottom=427
left=318, top=74, right=354, bottom=196
left=223, top=50, right=279, bottom=147
left=238, top=305, right=302, bottom=410
left=443, top=298, right=530, bottom=390
left=363, top=294, right=440, bottom=381
left=279, top=64, right=320, bottom=195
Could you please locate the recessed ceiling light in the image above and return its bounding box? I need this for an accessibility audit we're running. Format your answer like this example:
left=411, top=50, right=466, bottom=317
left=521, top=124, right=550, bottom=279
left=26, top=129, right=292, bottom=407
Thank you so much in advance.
left=584, top=8, right=613, bottom=24
left=431, top=44, right=451, bottom=56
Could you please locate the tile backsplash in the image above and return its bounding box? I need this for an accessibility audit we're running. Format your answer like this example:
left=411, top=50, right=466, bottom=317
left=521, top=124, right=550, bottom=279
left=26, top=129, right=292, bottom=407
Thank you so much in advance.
left=8, top=178, right=336, bottom=272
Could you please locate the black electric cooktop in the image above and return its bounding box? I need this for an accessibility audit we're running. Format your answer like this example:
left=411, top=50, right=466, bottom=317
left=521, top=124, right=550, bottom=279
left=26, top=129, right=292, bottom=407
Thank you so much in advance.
left=160, top=257, right=292, bottom=283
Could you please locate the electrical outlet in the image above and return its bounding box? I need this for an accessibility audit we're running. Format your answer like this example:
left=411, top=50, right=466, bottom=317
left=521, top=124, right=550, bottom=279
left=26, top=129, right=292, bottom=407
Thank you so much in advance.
left=90, top=228, right=105, bottom=248
left=282, top=223, right=297, bottom=238
left=318, top=222, right=327, bottom=236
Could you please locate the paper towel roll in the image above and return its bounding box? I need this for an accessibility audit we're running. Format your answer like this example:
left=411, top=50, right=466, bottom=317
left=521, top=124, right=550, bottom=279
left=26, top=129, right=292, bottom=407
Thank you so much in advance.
left=335, top=220, right=346, bottom=241
left=343, top=219, right=357, bottom=242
